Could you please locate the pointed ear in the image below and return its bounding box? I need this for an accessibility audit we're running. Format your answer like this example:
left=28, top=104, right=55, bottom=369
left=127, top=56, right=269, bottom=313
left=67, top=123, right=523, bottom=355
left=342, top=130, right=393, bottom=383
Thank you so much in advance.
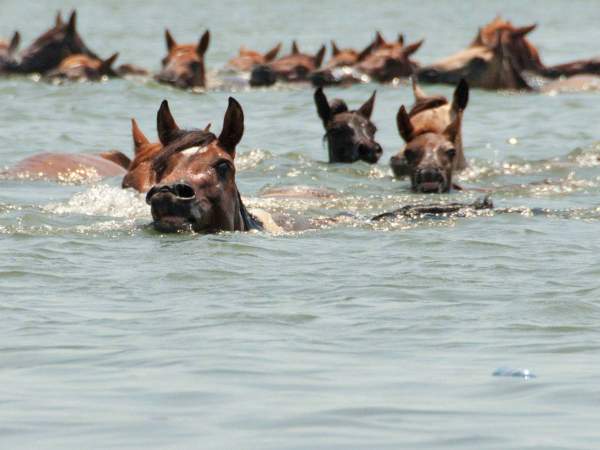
left=291, top=41, right=300, bottom=54
left=218, top=97, right=244, bottom=156
left=374, top=31, right=385, bottom=47
left=204, top=123, right=212, bottom=132
left=55, top=11, right=64, bottom=27
left=452, top=79, right=469, bottom=112
left=444, top=110, right=463, bottom=143
left=165, top=29, right=176, bottom=51
left=357, top=42, right=374, bottom=62
left=331, top=40, right=340, bottom=56
left=411, top=77, right=427, bottom=102
left=511, top=24, right=537, bottom=39
left=197, top=30, right=210, bottom=57
left=66, top=10, right=77, bottom=37
left=398, top=33, right=405, bottom=46
left=8, top=31, right=20, bottom=55
left=131, top=118, right=150, bottom=153
left=99, top=52, right=119, bottom=74
left=264, top=42, right=281, bottom=62
left=157, top=100, right=180, bottom=145
left=357, top=91, right=376, bottom=119
left=396, top=105, right=414, bottom=142
left=314, top=87, right=331, bottom=126
left=402, top=39, right=424, bottom=57
left=314, top=45, right=326, bottom=68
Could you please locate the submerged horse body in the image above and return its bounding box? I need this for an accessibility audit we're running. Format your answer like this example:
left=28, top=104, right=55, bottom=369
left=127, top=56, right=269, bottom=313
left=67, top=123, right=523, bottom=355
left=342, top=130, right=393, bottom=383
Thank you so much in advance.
left=46, top=52, right=119, bottom=82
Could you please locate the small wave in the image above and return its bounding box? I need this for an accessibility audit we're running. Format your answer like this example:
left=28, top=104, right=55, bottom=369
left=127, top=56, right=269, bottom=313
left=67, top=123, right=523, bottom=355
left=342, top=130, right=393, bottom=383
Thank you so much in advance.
left=44, top=185, right=149, bottom=219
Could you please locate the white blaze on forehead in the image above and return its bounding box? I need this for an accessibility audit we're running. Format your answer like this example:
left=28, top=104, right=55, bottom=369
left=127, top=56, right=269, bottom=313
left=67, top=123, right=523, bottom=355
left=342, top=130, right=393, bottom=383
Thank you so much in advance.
left=181, top=145, right=209, bottom=156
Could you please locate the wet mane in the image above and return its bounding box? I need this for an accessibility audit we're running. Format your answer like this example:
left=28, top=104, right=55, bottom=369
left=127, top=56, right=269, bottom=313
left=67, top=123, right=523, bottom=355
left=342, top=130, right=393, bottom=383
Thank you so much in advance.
left=151, top=129, right=217, bottom=177
left=409, top=96, right=448, bottom=117
left=238, top=191, right=263, bottom=231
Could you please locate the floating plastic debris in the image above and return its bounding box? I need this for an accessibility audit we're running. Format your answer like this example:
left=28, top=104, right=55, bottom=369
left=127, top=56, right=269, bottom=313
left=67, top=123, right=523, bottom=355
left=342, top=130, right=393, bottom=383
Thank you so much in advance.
left=493, top=367, right=536, bottom=379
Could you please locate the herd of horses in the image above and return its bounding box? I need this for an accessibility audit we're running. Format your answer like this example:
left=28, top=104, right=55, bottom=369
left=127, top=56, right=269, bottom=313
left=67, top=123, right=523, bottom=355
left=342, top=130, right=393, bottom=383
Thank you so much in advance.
left=2, top=11, right=599, bottom=233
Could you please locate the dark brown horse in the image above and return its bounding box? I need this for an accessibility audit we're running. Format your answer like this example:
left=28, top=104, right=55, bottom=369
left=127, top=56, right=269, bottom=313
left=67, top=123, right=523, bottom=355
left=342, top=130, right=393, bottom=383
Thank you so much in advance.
left=249, top=41, right=326, bottom=86
left=145, top=98, right=263, bottom=233
left=314, top=87, right=382, bottom=163
left=418, top=20, right=534, bottom=90
left=46, top=52, right=119, bottom=82
left=0, top=31, right=20, bottom=71
left=391, top=78, right=469, bottom=177
left=226, top=43, right=282, bottom=72
left=356, top=33, right=423, bottom=82
left=393, top=102, right=464, bottom=193
left=156, top=29, right=210, bottom=89
left=10, top=11, right=98, bottom=74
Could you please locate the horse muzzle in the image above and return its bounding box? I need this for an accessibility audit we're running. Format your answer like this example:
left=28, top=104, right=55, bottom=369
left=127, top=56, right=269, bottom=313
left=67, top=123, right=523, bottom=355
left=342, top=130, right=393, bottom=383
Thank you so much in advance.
left=413, top=168, right=449, bottom=193
left=146, top=183, right=200, bottom=232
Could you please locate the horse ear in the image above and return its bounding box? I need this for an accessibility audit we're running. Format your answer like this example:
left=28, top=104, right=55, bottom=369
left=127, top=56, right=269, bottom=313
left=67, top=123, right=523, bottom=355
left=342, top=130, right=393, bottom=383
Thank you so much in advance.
left=331, top=40, right=340, bottom=56
left=55, top=11, right=64, bottom=27
left=357, top=91, right=376, bottom=119
left=444, top=110, right=463, bottom=143
left=511, top=24, right=537, bottom=39
left=8, top=31, right=20, bottom=55
left=204, top=123, right=211, bottom=132
left=165, top=29, right=176, bottom=51
left=264, top=42, right=281, bottom=62
left=66, top=10, right=77, bottom=37
left=197, top=30, right=210, bottom=57
left=452, top=79, right=469, bottom=112
left=131, top=118, right=150, bottom=152
left=291, top=41, right=300, bottom=54
left=402, top=39, right=424, bottom=57
left=398, top=33, right=405, bottom=46
left=157, top=100, right=180, bottom=145
left=357, top=42, right=374, bottom=62
left=314, top=87, right=331, bottom=126
left=411, top=77, right=427, bottom=102
left=218, top=97, right=244, bottom=156
left=374, top=31, right=385, bottom=47
left=314, top=45, right=326, bottom=68
left=99, top=52, right=119, bottom=74
left=396, top=105, right=414, bottom=142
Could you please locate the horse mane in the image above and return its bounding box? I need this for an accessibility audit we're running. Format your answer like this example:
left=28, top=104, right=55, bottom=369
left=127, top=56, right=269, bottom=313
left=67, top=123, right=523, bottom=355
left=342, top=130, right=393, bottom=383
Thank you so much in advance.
left=409, top=96, right=448, bottom=117
left=151, top=129, right=217, bottom=178
left=237, top=191, right=263, bottom=231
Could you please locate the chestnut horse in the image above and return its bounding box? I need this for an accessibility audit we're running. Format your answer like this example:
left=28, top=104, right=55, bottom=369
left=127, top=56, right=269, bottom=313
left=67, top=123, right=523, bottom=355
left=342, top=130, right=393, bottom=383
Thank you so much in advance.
left=10, top=11, right=98, bottom=74
left=250, top=41, right=326, bottom=86
left=310, top=38, right=377, bottom=86
left=356, top=33, right=423, bottom=82
left=156, top=29, right=210, bottom=89
left=390, top=78, right=469, bottom=177
left=314, top=87, right=382, bottom=163
left=394, top=105, right=463, bottom=193
left=46, top=52, right=119, bottom=82
left=226, top=43, right=282, bottom=72
left=145, top=98, right=264, bottom=233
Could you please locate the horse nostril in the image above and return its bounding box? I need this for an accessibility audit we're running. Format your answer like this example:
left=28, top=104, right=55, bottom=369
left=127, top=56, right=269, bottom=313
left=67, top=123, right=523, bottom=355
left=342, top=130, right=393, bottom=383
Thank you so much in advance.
left=171, top=183, right=195, bottom=199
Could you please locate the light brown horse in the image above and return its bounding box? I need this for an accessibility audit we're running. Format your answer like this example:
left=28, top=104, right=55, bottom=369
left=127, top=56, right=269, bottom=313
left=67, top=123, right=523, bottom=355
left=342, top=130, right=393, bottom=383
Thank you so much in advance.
left=156, top=29, right=210, bottom=89
left=393, top=104, right=464, bottom=193
left=121, top=119, right=164, bottom=193
left=249, top=41, right=326, bottom=86
left=46, top=53, right=119, bottom=82
left=390, top=78, right=469, bottom=178
left=310, top=38, right=378, bottom=86
left=10, top=11, right=99, bottom=74
left=145, top=98, right=263, bottom=233
left=226, top=43, right=282, bottom=72
left=356, top=33, right=423, bottom=82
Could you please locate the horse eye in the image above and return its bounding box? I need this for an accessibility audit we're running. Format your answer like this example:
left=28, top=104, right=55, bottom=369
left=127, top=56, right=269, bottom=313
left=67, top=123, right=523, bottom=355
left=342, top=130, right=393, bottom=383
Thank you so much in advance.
left=404, top=148, right=418, bottom=162
left=446, top=148, right=457, bottom=159
left=216, top=161, right=230, bottom=178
